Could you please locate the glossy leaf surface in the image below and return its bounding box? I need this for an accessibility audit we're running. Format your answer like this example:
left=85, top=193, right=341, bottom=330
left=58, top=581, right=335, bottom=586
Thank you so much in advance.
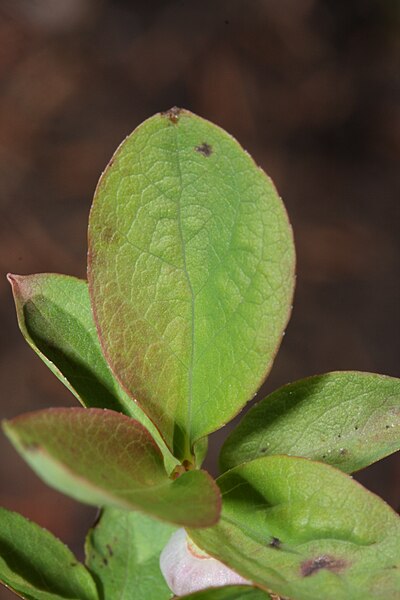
left=190, top=456, right=400, bottom=600
left=0, top=507, right=98, bottom=600
left=180, top=586, right=271, bottom=599
left=8, top=273, right=177, bottom=473
left=85, top=507, right=175, bottom=599
left=221, top=371, right=400, bottom=473
left=88, top=108, right=295, bottom=460
left=3, top=408, right=220, bottom=528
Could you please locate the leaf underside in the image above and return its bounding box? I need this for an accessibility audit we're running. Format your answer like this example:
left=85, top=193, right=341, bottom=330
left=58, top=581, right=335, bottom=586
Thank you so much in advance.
left=85, top=507, right=176, bottom=600
left=7, top=273, right=178, bottom=474
left=190, top=455, right=400, bottom=600
left=179, top=586, right=271, bottom=599
left=0, top=507, right=98, bottom=600
left=88, top=108, right=295, bottom=461
left=3, top=408, right=221, bottom=528
left=221, top=371, right=400, bottom=474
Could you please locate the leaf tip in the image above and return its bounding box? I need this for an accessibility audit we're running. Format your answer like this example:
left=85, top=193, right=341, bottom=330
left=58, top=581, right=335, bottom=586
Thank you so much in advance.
left=6, top=272, right=31, bottom=301
left=7, top=272, right=21, bottom=289
left=161, top=106, right=182, bottom=124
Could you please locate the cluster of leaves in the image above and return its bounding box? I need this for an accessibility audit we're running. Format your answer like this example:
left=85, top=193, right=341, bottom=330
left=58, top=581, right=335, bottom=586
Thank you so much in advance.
left=2, top=108, right=400, bottom=600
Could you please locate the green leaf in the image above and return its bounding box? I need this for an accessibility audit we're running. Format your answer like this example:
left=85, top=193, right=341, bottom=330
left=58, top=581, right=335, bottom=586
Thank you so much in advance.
left=3, top=408, right=221, bottom=528
left=88, top=108, right=295, bottom=461
left=190, top=456, right=400, bottom=600
left=220, top=371, right=400, bottom=474
left=0, top=506, right=98, bottom=600
left=7, top=273, right=178, bottom=474
left=85, top=507, right=175, bottom=600
left=179, top=586, right=271, bottom=599
left=194, top=437, right=208, bottom=468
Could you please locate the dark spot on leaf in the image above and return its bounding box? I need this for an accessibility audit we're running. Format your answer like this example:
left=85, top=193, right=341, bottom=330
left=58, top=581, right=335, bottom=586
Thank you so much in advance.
left=162, top=106, right=181, bottom=124
left=337, top=434, right=341, bottom=438
left=340, top=448, right=348, bottom=456
left=260, top=447, right=268, bottom=453
left=103, top=557, right=108, bottom=566
left=354, top=426, right=359, bottom=430
left=322, top=454, right=327, bottom=459
left=301, top=555, right=348, bottom=577
left=386, top=425, right=390, bottom=429
left=195, top=142, right=213, bottom=157
left=70, top=562, right=78, bottom=567
left=269, top=537, right=281, bottom=549
left=106, top=544, right=113, bottom=557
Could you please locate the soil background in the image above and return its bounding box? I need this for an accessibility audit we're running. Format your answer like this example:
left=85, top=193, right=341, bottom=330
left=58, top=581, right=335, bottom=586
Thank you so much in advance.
left=0, top=1, right=399, bottom=596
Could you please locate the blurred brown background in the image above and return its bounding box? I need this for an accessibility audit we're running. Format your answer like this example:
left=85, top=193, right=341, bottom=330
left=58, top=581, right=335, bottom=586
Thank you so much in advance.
left=0, top=1, right=399, bottom=596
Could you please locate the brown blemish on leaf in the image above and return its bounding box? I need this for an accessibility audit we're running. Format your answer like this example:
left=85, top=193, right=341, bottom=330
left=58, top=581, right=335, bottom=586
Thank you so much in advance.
left=301, top=555, right=348, bottom=577
left=195, top=142, right=213, bottom=157
left=340, top=448, right=348, bottom=456
left=101, top=226, right=119, bottom=245
left=269, top=536, right=281, bottom=549
left=162, top=106, right=181, bottom=124
left=106, top=543, right=113, bottom=557
left=102, top=557, right=108, bottom=566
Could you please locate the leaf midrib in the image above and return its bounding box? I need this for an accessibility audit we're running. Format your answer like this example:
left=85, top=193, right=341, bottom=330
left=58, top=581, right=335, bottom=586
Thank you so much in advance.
left=173, top=123, right=196, bottom=458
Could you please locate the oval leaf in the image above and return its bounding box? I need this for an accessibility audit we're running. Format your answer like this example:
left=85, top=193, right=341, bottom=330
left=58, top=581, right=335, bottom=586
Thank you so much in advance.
left=3, top=408, right=220, bottom=528
left=88, top=108, right=295, bottom=461
left=0, top=507, right=98, bottom=600
left=220, top=371, right=400, bottom=473
left=190, top=456, right=400, bottom=600
left=179, top=586, right=271, bottom=599
left=7, top=273, right=178, bottom=473
left=85, top=507, right=176, bottom=599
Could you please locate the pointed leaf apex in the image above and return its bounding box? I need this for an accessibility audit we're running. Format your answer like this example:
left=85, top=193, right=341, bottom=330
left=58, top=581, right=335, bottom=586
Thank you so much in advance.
left=7, top=272, right=30, bottom=299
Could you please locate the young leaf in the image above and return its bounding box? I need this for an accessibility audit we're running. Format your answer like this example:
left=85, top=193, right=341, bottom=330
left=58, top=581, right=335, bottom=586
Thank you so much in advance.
left=3, top=408, right=221, bottom=528
left=0, top=507, right=98, bottom=600
left=85, top=507, right=176, bottom=600
left=220, top=371, right=400, bottom=473
left=179, top=586, right=271, bottom=599
left=190, top=456, right=400, bottom=600
left=7, top=273, right=178, bottom=473
left=88, top=108, right=295, bottom=462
